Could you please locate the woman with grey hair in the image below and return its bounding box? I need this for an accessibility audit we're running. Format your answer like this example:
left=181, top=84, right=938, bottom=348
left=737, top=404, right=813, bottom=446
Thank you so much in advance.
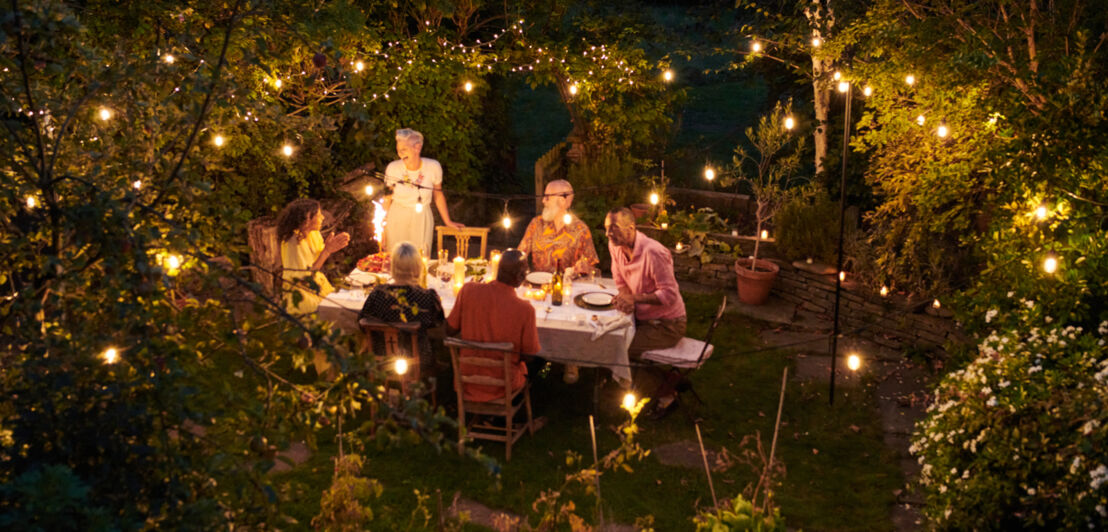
left=382, top=128, right=463, bottom=256
left=359, top=241, right=444, bottom=375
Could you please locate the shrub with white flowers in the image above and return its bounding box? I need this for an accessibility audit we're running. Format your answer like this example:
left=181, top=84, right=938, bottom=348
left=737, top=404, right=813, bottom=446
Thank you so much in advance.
left=912, top=306, right=1108, bottom=529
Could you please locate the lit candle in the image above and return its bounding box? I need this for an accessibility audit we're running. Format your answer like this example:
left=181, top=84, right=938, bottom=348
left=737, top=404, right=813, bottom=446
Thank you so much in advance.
left=649, top=192, right=660, bottom=205
left=761, top=229, right=769, bottom=240
left=453, top=280, right=463, bottom=296
left=675, top=242, right=684, bottom=252
left=932, top=299, right=941, bottom=309
left=731, top=229, right=738, bottom=237
left=660, top=222, right=668, bottom=230
left=489, top=252, right=501, bottom=282
left=453, top=256, right=466, bottom=287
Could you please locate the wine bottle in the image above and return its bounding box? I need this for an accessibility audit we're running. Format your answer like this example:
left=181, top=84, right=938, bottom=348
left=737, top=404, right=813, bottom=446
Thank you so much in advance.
left=551, top=260, right=564, bottom=306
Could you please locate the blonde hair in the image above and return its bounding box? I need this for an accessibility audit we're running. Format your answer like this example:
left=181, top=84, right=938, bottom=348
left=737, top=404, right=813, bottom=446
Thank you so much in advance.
left=390, top=242, right=425, bottom=286
left=395, top=128, right=424, bottom=148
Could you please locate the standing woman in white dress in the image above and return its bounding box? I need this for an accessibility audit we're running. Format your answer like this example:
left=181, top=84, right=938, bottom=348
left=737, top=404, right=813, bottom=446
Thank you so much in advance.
left=382, top=128, right=463, bottom=256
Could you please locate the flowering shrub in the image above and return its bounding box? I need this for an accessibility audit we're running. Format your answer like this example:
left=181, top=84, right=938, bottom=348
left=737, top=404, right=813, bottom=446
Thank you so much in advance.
left=912, top=304, right=1108, bottom=529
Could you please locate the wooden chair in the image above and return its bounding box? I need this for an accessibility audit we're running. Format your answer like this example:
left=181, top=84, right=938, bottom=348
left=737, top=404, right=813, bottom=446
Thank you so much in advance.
left=358, top=318, right=436, bottom=407
left=640, top=296, right=727, bottom=411
left=445, top=337, right=534, bottom=461
left=436, top=226, right=490, bottom=259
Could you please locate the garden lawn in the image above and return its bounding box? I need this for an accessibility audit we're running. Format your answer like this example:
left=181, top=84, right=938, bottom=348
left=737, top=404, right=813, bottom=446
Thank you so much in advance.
left=276, top=292, right=901, bottom=530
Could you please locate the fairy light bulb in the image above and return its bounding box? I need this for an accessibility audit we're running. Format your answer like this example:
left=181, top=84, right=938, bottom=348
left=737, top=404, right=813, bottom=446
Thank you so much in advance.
left=839, top=271, right=847, bottom=282
left=274, top=78, right=282, bottom=89
left=784, top=116, right=795, bottom=130
left=751, top=41, right=762, bottom=53
left=102, top=347, right=119, bottom=364
left=282, top=144, right=293, bottom=157
left=502, top=215, right=511, bottom=229
left=811, top=37, right=822, bottom=47
left=863, top=86, right=873, bottom=97
left=415, top=203, right=423, bottom=213
left=1043, top=255, right=1059, bottom=274
left=937, top=124, right=949, bottom=138
left=98, top=107, right=112, bottom=121
left=166, top=254, right=181, bottom=270
left=663, top=69, right=674, bottom=82
left=132, top=180, right=142, bottom=190
left=837, top=81, right=849, bottom=93
left=213, top=135, right=225, bottom=147
left=649, top=192, right=660, bottom=206
left=364, top=184, right=374, bottom=196
left=833, top=71, right=842, bottom=81
left=568, top=83, right=578, bottom=95
left=163, top=54, right=175, bottom=64
left=394, top=358, right=409, bottom=375
left=704, top=167, right=715, bottom=181
left=932, top=299, right=941, bottom=309
left=562, top=213, right=572, bottom=225
left=622, top=392, right=636, bottom=410
left=761, top=230, right=769, bottom=240
left=26, top=196, right=36, bottom=208
left=1034, top=204, right=1048, bottom=220
left=916, top=115, right=926, bottom=126
left=846, top=354, right=861, bottom=371
left=463, top=81, right=473, bottom=92
left=880, top=285, right=889, bottom=297
left=905, top=74, right=916, bottom=86
left=354, top=61, right=364, bottom=72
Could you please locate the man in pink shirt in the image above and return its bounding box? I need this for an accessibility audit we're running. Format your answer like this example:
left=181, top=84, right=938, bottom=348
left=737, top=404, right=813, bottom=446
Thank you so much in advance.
left=605, top=207, right=687, bottom=357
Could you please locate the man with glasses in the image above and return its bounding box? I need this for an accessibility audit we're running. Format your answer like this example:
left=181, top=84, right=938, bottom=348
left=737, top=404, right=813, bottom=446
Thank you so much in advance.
left=518, top=180, right=599, bottom=276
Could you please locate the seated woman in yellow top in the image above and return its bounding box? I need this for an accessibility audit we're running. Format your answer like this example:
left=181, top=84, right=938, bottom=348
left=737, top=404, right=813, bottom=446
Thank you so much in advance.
left=277, top=198, right=350, bottom=314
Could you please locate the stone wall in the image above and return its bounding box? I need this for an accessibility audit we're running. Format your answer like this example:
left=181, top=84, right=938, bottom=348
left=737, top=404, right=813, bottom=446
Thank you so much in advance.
left=639, top=226, right=968, bottom=355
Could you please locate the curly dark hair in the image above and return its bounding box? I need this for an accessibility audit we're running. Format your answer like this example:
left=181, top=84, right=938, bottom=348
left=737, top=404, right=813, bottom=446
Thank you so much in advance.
left=276, top=198, right=320, bottom=243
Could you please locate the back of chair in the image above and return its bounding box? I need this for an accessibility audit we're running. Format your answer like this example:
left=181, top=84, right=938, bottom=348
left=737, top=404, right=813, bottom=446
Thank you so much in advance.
left=359, top=318, right=424, bottom=380
left=436, top=226, right=489, bottom=259
left=693, top=296, right=728, bottom=368
left=444, top=336, right=517, bottom=403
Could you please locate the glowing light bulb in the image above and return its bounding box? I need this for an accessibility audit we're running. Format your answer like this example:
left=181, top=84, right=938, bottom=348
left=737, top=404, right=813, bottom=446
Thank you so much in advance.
left=132, top=180, right=142, bottom=190
left=102, top=347, right=119, bottom=364
left=562, top=213, right=572, bottom=225
left=833, top=71, right=842, bottom=81
left=784, top=116, right=795, bottom=130
left=282, top=144, right=293, bottom=157
left=837, top=81, right=849, bottom=93
left=502, top=216, right=511, bottom=229
left=394, top=358, right=409, bottom=375
left=932, top=299, right=941, bottom=309
left=163, top=54, right=175, bottom=64
left=761, top=230, right=769, bottom=240
left=662, top=70, right=674, bottom=82
left=863, top=86, right=873, bottom=97
left=98, top=107, right=112, bottom=121
left=364, top=184, right=374, bottom=196
left=916, top=115, right=926, bottom=126
left=846, top=354, right=861, bottom=371
left=274, top=78, right=282, bottom=89
left=937, top=125, right=949, bottom=138
left=213, top=135, right=225, bottom=147
left=704, top=167, right=715, bottom=181
left=354, top=61, right=364, bottom=72
left=880, top=285, right=889, bottom=297
left=166, top=254, right=181, bottom=270
left=622, top=392, right=636, bottom=410
left=811, top=37, right=822, bottom=47
left=1043, top=256, right=1058, bottom=274
left=26, top=196, right=36, bottom=208
left=751, top=41, right=762, bottom=53
left=905, top=74, right=916, bottom=86
left=568, top=83, right=578, bottom=95
left=464, top=81, right=473, bottom=92
left=415, top=203, right=423, bottom=213
left=649, top=192, right=660, bottom=206
left=675, top=242, right=684, bottom=251
left=1034, top=205, right=1048, bottom=220
left=660, top=222, right=668, bottom=229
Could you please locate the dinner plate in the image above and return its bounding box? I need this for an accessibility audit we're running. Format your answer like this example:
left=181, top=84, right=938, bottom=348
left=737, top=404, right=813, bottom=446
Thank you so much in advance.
left=582, top=292, right=614, bottom=306
left=574, top=292, right=616, bottom=310
left=525, top=271, right=553, bottom=286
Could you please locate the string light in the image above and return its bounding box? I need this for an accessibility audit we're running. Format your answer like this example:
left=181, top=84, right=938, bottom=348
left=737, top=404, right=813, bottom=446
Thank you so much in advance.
left=811, top=37, right=822, bottom=47
left=502, top=215, right=512, bottom=229
left=932, top=299, right=941, bottom=309
left=862, top=85, right=873, bottom=97
left=165, top=254, right=181, bottom=271
left=761, top=230, right=770, bottom=240
left=26, top=196, right=36, bottom=208
left=622, top=392, right=636, bottom=410
left=880, top=285, right=889, bottom=297
left=213, top=134, right=225, bottom=147
left=102, top=347, right=119, bottom=364
left=784, top=116, right=795, bottom=130
left=837, top=81, right=849, bottom=93
left=833, top=71, right=842, bottom=81
left=562, top=213, right=572, bottom=225
left=751, top=41, right=762, bottom=53
left=394, top=358, right=409, bottom=375
left=568, top=83, right=578, bottom=95
left=132, top=180, right=142, bottom=190
left=662, top=69, right=674, bottom=82
left=936, top=124, right=949, bottom=138
left=704, top=167, right=715, bottom=181
left=98, top=107, right=112, bottom=121
left=649, top=192, right=660, bottom=206
left=905, top=74, right=916, bottom=86
left=415, top=203, right=423, bottom=213
left=463, top=81, right=473, bottom=92
left=839, top=271, right=846, bottom=281
left=1043, top=255, right=1059, bottom=274
left=1034, top=204, right=1049, bottom=220
left=274, top=78, right=282, bottom=89
left=364, top=184, right=374, bottom=196
left=354, top=61, right=364, bottom=72
left=916, top=114, right=926, bottom=126
left=846, top=353, right=861, bottom=371
left=163, top=54, right=175, bottom=64
left=281, top=144, right=294, bottom=157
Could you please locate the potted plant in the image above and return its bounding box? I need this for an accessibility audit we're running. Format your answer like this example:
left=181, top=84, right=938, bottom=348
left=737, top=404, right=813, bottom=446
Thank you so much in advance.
left=718, top=100, right=807, bottom=304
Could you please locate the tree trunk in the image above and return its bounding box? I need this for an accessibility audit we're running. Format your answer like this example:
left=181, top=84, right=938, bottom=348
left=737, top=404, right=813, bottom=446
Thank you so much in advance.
left=247, top=216, right=281, bottom=298
left=806, top=0, right=834, bottom=177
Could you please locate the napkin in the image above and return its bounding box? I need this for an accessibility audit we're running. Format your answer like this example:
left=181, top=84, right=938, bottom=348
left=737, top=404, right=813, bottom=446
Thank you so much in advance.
left=590, top=313, right=633, bottom=340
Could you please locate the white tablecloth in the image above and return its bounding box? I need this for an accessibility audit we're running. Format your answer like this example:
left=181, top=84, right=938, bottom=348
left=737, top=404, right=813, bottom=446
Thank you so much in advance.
left=318, top=275, right=635, bottom=382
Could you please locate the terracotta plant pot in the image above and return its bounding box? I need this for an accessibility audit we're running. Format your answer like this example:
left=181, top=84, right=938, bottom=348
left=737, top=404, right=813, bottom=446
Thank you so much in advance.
left=734, top=258, right=780, bottom=305
left=629, top=203, right=650, bottom=220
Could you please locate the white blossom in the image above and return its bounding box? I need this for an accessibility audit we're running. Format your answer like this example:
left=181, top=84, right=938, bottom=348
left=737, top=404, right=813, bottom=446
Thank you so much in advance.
left=985, top=309, right=998, bottom=323
left=987, top=397, right=998, bottom=407
left=1090, top=464, right=1108, bottom=489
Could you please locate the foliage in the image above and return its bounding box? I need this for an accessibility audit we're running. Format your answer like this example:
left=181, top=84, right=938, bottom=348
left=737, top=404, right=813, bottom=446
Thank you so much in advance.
left=693, top=493, right=785, bottom=532
left=566, top=149, right=645, bottom=267
left=312, top=454, right=383, bottom=530
left=911, top=308, right=1108, bottom=529
left=693, top=430, right=788, bottom=532
left=0, top=464, right=113, bottom=531
left=666, top=207, right=733, bottom=264
left=774, top=182, right=838, bottom=263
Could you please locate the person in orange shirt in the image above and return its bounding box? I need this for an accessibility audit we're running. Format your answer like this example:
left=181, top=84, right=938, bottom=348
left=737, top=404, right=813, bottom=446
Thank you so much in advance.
left=518, top=180, right=599, bottom=276
left=446, top=249, right=542, bottom=403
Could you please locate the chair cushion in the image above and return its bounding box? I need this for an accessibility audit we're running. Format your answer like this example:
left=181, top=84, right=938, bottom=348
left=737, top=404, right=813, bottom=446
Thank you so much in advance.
left=641, top=338, right=713, bottom=369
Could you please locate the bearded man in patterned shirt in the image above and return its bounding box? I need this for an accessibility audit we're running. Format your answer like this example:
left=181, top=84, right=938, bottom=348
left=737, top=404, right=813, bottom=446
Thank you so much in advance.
left=518, top=180, right=599, bottom=276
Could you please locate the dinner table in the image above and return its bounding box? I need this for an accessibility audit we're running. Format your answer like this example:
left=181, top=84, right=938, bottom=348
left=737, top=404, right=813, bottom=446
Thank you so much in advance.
left=317, top=269, right=636, bottom=384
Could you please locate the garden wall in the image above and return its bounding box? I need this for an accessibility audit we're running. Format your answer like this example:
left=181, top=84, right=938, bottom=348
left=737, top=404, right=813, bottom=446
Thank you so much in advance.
left=638, top=226, right=968, bottom=356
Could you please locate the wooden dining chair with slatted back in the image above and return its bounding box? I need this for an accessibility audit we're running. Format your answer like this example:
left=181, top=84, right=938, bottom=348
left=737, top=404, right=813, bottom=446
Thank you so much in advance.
left=640, top=295, right=727, bottom=414
left=358, top=317, right=436, bottom=408
left=436, top=226, right=489, bottom=259
left=445, top=336, right=534, bottom=461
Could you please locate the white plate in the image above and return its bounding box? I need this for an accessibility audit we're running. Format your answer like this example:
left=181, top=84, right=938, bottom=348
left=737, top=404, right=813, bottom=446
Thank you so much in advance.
left=526, top=271, right=553, bottom=285
left=582, top=292, right=614, bottom=306
left=348, top=271, right=388, bottom=287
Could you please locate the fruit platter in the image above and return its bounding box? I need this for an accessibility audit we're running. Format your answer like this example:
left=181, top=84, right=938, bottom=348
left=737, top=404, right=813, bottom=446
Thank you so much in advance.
left=356, top=251, right=390, bottom=273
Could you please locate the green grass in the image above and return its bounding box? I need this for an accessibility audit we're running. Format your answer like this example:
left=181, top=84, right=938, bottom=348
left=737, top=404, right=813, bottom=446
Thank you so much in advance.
left=275, top=292, right=900, bottom=530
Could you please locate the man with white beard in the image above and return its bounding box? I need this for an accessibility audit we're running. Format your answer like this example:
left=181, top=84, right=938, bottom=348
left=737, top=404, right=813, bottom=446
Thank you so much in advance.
left=517, top=179, right=599, bottom=384
left=518, top=180, right=599, bottom=276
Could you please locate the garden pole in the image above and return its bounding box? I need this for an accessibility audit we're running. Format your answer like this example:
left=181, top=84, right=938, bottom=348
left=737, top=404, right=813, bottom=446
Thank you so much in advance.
left=829, top=82, right=852, bottom=405
left=695, top=423, right=720, bottom=514
left=589, top=415, right=604, bottom=525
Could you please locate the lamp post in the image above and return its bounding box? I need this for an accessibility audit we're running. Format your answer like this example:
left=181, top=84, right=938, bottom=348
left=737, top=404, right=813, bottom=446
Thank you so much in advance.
left=829, top=80, right=852, bottom=405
